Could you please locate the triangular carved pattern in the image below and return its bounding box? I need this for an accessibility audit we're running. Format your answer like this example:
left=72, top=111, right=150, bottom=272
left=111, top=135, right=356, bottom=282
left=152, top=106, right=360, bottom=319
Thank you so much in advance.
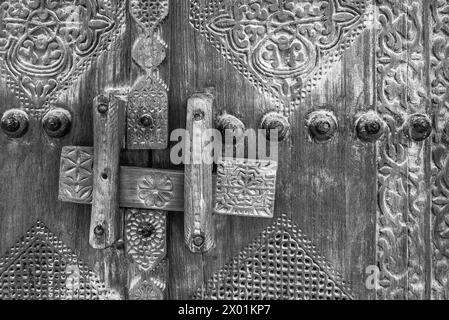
left=0, top=0, right=126, bottom=118
left=189, top=0, right=370, bottom=115
left=194, top=215, right=353, bottom=300
left=0, top=221, right=110, bottom=300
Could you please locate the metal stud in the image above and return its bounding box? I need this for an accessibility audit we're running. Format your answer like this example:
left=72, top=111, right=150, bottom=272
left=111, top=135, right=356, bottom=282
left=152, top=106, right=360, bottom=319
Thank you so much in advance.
left=355, top=112, right=386, bottom=142
left=42, top=108, right=72, bottom=138
left=1, top=109, right=29, bottom=138
left=405, top=114, right=432, bottom=142
left=260, top=112, right=290, bottom=142
left=217, top=113, right=246, bottom=144
left=307, top=110, right=338, bottom=143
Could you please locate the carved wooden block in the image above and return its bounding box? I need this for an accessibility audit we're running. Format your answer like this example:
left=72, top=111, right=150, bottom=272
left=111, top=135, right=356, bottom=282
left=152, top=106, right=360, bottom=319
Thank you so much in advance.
left=0, top=221, right=111, bottom=300
left=194, top=215, right=352, bottom=300
left=185, top=93, right=215, bottom=253
left=91, top=94, right=126, bottom=249
left=129, top=259, right=168, bottom=300
left=126, top=209, right=166, bottom=272
left=127, top=76, right=169, bottom=150
left=59, top=146, right=94, bottom=204
left=215, top=158, right=277, bottom=218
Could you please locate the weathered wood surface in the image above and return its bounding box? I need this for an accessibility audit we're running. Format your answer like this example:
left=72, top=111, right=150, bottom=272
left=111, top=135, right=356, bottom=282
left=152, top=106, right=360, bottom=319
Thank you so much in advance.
left=0, top=0, right=129, bottom=299
left=1, top=0, right=448, bottom=300
left=184, top=93, right=215, bottom=253
left=91, top=93, right=126, bottom=249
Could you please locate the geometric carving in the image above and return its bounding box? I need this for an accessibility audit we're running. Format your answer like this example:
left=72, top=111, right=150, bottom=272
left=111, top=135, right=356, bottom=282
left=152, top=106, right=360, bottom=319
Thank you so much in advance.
left=59, top=146, right=94, bottom=204
left=0, top=221, right=110, bottom=300
left=431, top=0, right=449, bottom=301
left=193, top=215, right=352, bottom=300
left=137, top=173, right=174, bottom=209
left=0, top=0, right=125, bottom=117
left=214, top=158, right=277, bottom=218
left=127, top=76, right=169, bottom=150
left=128, top=0, right=169, bottom=150
left=190, top=0, right=370, bottom=115
left=126, top=210, right=167, bottom=272
left=376, top=0, right=427, bottom=300
left=129, top=259, right=168, bottom=300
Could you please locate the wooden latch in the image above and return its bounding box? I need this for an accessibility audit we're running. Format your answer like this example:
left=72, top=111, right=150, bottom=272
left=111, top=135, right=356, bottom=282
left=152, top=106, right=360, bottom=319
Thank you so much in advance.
left=59, top=93, right=278, bottom=252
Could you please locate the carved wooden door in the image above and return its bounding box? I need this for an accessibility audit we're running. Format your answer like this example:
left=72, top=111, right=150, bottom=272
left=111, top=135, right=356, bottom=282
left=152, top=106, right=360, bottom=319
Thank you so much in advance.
left=0, top=0, right=448, bottom=301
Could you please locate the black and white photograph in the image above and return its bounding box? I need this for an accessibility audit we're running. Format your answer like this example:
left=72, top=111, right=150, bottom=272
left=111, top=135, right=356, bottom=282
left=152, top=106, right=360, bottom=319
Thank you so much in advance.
left=0, top=0, right=446, bottom=309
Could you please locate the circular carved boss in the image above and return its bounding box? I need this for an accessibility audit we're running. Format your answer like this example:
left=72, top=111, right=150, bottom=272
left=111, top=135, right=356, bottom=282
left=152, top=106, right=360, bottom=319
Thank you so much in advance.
left=1, top=109, right=29, bottom=138
left=306, top=110, right=338, bottom=143
left=42, top=108, right=72, bottom=138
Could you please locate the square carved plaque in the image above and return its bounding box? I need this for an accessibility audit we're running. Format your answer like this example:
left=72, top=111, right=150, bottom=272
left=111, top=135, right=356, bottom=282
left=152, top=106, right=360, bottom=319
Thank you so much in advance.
left=214, top=158, right=277, bottom=218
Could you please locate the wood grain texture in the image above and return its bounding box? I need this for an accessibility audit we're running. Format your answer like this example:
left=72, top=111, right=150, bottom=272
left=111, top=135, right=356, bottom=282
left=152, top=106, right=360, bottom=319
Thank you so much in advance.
left=91, top=93, right=126, bottom=250
left=185, top=93, right=215, bottom=253
left=163, top=0, right=376, bottom=299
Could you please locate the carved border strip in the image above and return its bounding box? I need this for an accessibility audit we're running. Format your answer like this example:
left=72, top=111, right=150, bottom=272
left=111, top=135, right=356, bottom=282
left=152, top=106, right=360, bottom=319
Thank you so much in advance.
left=431, top=0, right=449, bottom=301
left=375, top=0, right=427, bottom=300
left=128, top=0, right=169, bottom=149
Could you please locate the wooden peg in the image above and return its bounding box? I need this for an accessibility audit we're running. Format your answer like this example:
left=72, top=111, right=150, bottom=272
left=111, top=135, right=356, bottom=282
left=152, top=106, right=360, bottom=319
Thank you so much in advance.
left=185, top=93, right=215, bottom=253
left=90, top=93, right=126, bottom=249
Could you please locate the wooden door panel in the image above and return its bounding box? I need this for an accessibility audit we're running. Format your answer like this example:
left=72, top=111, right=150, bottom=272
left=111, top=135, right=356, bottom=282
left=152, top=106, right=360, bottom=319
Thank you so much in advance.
left=0, top=0, right=447, bottom=301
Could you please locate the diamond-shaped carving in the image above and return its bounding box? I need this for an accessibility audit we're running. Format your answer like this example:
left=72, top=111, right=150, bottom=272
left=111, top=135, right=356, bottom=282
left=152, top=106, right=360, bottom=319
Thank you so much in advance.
left=0, top=221, right=110, bottom=300
left=0, top=0, right=125, bottom=117
left=126, top=210, right=167, bottom=272
left=190, top=0, right=369, bottom=114
left=194, top=215, right=353, bottom=300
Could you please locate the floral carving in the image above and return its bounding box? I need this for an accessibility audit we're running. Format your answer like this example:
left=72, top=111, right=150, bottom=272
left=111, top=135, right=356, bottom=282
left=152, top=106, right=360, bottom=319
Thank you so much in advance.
left=190, top=0, right=369, bottom=114
left=431, top=0, right=449, bottom=300
left=138, top=173, right=174, bottom=209
left=0, top=0, right=125, bottom=116
left=215, top=158, right=277, bottom=218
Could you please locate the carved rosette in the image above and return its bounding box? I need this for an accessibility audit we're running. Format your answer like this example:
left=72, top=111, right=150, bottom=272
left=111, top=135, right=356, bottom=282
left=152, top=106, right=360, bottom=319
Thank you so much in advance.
left=126, top=209, right=167, bottom=272
left=0, top=221, right=110, bottom=300
left=0, top=0, right=126, bottom=118
left=194, top=215, right=352, bottom=300
left=189, top=0, right=370, bottom=115
left=375, top=0, right=427, bottom=300
left=431, top=0, right=449, bottom=301
left=128, top=0, right=169, bottom=150
left=215, top=158, right=277, bottom=218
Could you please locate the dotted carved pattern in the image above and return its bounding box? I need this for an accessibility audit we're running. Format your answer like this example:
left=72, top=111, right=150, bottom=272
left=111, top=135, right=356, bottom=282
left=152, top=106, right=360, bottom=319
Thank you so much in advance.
left=0, top=0, right=126, bottom=118
left=126, top=210, right=167, bottom=272
left=431, top=0, right=449, bottom=300
left=194, top=215, right=352, bottom=300
left=189, top=0, right=370, bottom=115
left=0, top=221, right=110, bottom=300
left=376, top=0, right=427, bottom=300
left=128, top=0, right=169, bottom=150
left=215, top=158, right=277, bottom=218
